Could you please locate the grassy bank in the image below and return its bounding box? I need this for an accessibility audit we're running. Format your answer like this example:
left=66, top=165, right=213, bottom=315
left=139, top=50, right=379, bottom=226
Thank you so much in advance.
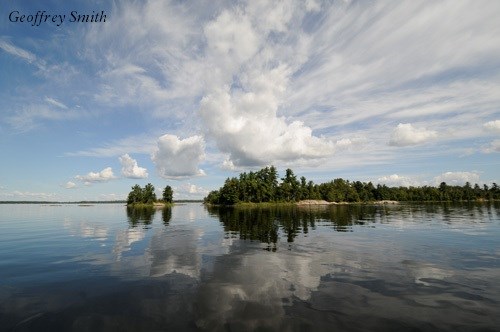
left=127, top=202, right=174, bottom=208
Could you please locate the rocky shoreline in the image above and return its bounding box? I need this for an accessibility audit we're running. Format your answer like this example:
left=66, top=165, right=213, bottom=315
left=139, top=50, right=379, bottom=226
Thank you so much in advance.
left=295, top=199, right=399, bottom=206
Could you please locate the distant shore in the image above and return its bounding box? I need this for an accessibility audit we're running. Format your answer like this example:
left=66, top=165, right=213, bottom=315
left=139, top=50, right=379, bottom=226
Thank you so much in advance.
left=0, top=200, right=203, bottom=205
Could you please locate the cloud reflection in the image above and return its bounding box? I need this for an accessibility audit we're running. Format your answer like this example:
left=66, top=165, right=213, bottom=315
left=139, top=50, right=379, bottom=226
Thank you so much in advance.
left=42, top=203, right=500, bottom=330
left=62, top=217, right=109, bottom=242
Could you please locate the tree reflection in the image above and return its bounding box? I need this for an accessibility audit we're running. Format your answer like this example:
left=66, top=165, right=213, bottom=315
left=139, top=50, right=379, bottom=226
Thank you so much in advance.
left=126, top=206, right=156, bottom=227
left=161, top=207, right=172, bottom=226
left=206, top=205, right=380, bottom=246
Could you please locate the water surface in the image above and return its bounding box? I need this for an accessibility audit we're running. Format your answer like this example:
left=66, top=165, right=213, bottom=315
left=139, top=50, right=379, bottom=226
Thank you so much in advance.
left=0, top=203, right=499, bottom=331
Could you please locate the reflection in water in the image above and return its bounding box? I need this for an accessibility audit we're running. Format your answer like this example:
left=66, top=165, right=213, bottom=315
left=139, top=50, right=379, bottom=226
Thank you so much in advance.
left=126, top=206, right=172, bottom=227
left=208, top=204, right=382, bottom=246
left=63, top=217, right=109, bottom=242
left=162, top=207, right=172, bottom=225
left=1, top=203, right=500, bottom=331
left=126, top=206, right=156, bottom=227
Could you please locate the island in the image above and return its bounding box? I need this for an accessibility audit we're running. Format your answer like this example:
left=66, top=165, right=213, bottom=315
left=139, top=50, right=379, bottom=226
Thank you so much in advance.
left=127, top=183, right=173, bottom=208
left=203, top=166, right=500, bottom=206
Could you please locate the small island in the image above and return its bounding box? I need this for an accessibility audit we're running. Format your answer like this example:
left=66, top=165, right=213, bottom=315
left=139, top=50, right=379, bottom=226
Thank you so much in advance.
left=204, top=166, right=500, bottom=206
left=127, top=183, right=173, bottom=208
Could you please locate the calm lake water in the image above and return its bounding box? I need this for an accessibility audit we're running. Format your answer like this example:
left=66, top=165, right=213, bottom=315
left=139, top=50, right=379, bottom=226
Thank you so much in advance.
left=0, top=203, right=499, bottom=331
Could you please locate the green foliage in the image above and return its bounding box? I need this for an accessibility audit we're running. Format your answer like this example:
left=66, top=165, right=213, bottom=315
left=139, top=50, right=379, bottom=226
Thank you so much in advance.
left=204, top=166, right=500, bottom=206
left=127, top=183, right=157, bottom=205
left=143, top=183, right=157, bottom=204
left=278, top=168, right=300, bottom=201
left=127, top=184, right=144, bottom=205
left=162, top=185, right=173, bottom=203
left=318, top=178, right=360, bottom=202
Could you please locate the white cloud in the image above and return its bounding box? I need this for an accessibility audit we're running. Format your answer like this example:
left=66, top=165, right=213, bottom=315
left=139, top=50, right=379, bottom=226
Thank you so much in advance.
left=95, top=64, right=171, bottom=108
left=85, top=1, right=202, bottom=115
left=484, top=120, right=500, bottom=133
left=74, top=1, right=500, bottom=174
left=200, top=105, right=335, bottom=165
left=0, top=38, right=76, bottom=80
left=376, top=174, right=417, bottom=187
left=66, top=134, right=157, bottom=157
left=196, top=5, right=338, bottom=167
left=305, top=0, right=321, bottom=12
left=334, top=138, right=353, bottom=149
left=75, top=167, right=116, bottom=183
left=173, top=183, right=210, bottom=199
left=220, top=158, right=237, bottom=171
left=45, top=97, right=68, bottom=109
left=151, top=134, right=205, bottom=179
left=5, top=104, right=80, bottom=132
left=200, top=75, right=335, bottom=167
left=434, top=171, right=480, bottom=186
left=204, top=10, right=260, bottom=75
left=482, top=139, right=500, bottom=154
left=65, top=181, right=77, bottom=189
left=389, top=123, right=437, bottom=147
left=19, top=0, right=489, bottom=183
left=0, top=39, right=36, bottom=63
left=119, top=154, right=148, bottom=179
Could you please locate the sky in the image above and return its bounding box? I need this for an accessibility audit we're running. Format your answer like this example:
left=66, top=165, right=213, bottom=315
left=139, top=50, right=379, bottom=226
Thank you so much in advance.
left=0, top=0, right=499, bottom=201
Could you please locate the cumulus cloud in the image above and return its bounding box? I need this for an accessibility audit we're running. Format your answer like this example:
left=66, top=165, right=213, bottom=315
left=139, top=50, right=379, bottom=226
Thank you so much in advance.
left=200, top=74, right=335, bottom=167
left=151, top=134, right=205, bottom=179
left=484, top=120, right=500, bottom=133
left=194, top=4, right=336, bottom=167
left=434, top=171, right=480, bottom=186
left=119, top=154, right=148, bottom=179
left=376, top=174, right=417, bottom=187
left=76, top=1, right=500, bottom=174
left=389, top=123, right=437, bottom=147
left=65, top=181, right=76, bottom=189
left=75, top=167, right=116, bottom=183
left=221, top=158, right=237, bottom=171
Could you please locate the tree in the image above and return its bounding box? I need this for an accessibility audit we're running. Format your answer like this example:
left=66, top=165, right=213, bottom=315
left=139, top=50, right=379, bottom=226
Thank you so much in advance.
left=220, top=178, right=240, bottom=205
left=143, top=183, right=157, bottom=204
left=127, top=184, right=143, bottom=205
left=163, top=185, right=173, bottom=203
left=127, top=183, right=157, bottom=205
left=278, top=168, right=300, bottom=201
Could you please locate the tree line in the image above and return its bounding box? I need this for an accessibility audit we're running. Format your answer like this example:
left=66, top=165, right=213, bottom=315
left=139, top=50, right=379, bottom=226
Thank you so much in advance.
left=127, top=183, right=173, bottom=205
left=203, top=166, right=500, bottom=205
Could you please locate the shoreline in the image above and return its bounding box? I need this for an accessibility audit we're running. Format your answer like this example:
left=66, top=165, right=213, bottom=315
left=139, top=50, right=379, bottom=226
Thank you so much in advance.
left=126, top=202, right=174, bottom=208
left=205, top=199, right=499, bottom=208
left=295, top=199, right=398, bottom=206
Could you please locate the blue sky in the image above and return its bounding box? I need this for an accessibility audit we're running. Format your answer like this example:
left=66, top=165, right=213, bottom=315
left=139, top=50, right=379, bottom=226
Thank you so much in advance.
left=1, top=0, right=499, bottom=201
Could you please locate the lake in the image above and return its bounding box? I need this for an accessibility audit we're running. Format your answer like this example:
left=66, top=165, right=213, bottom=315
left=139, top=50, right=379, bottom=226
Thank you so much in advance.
left=1, top=202, right=499, bottom=331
